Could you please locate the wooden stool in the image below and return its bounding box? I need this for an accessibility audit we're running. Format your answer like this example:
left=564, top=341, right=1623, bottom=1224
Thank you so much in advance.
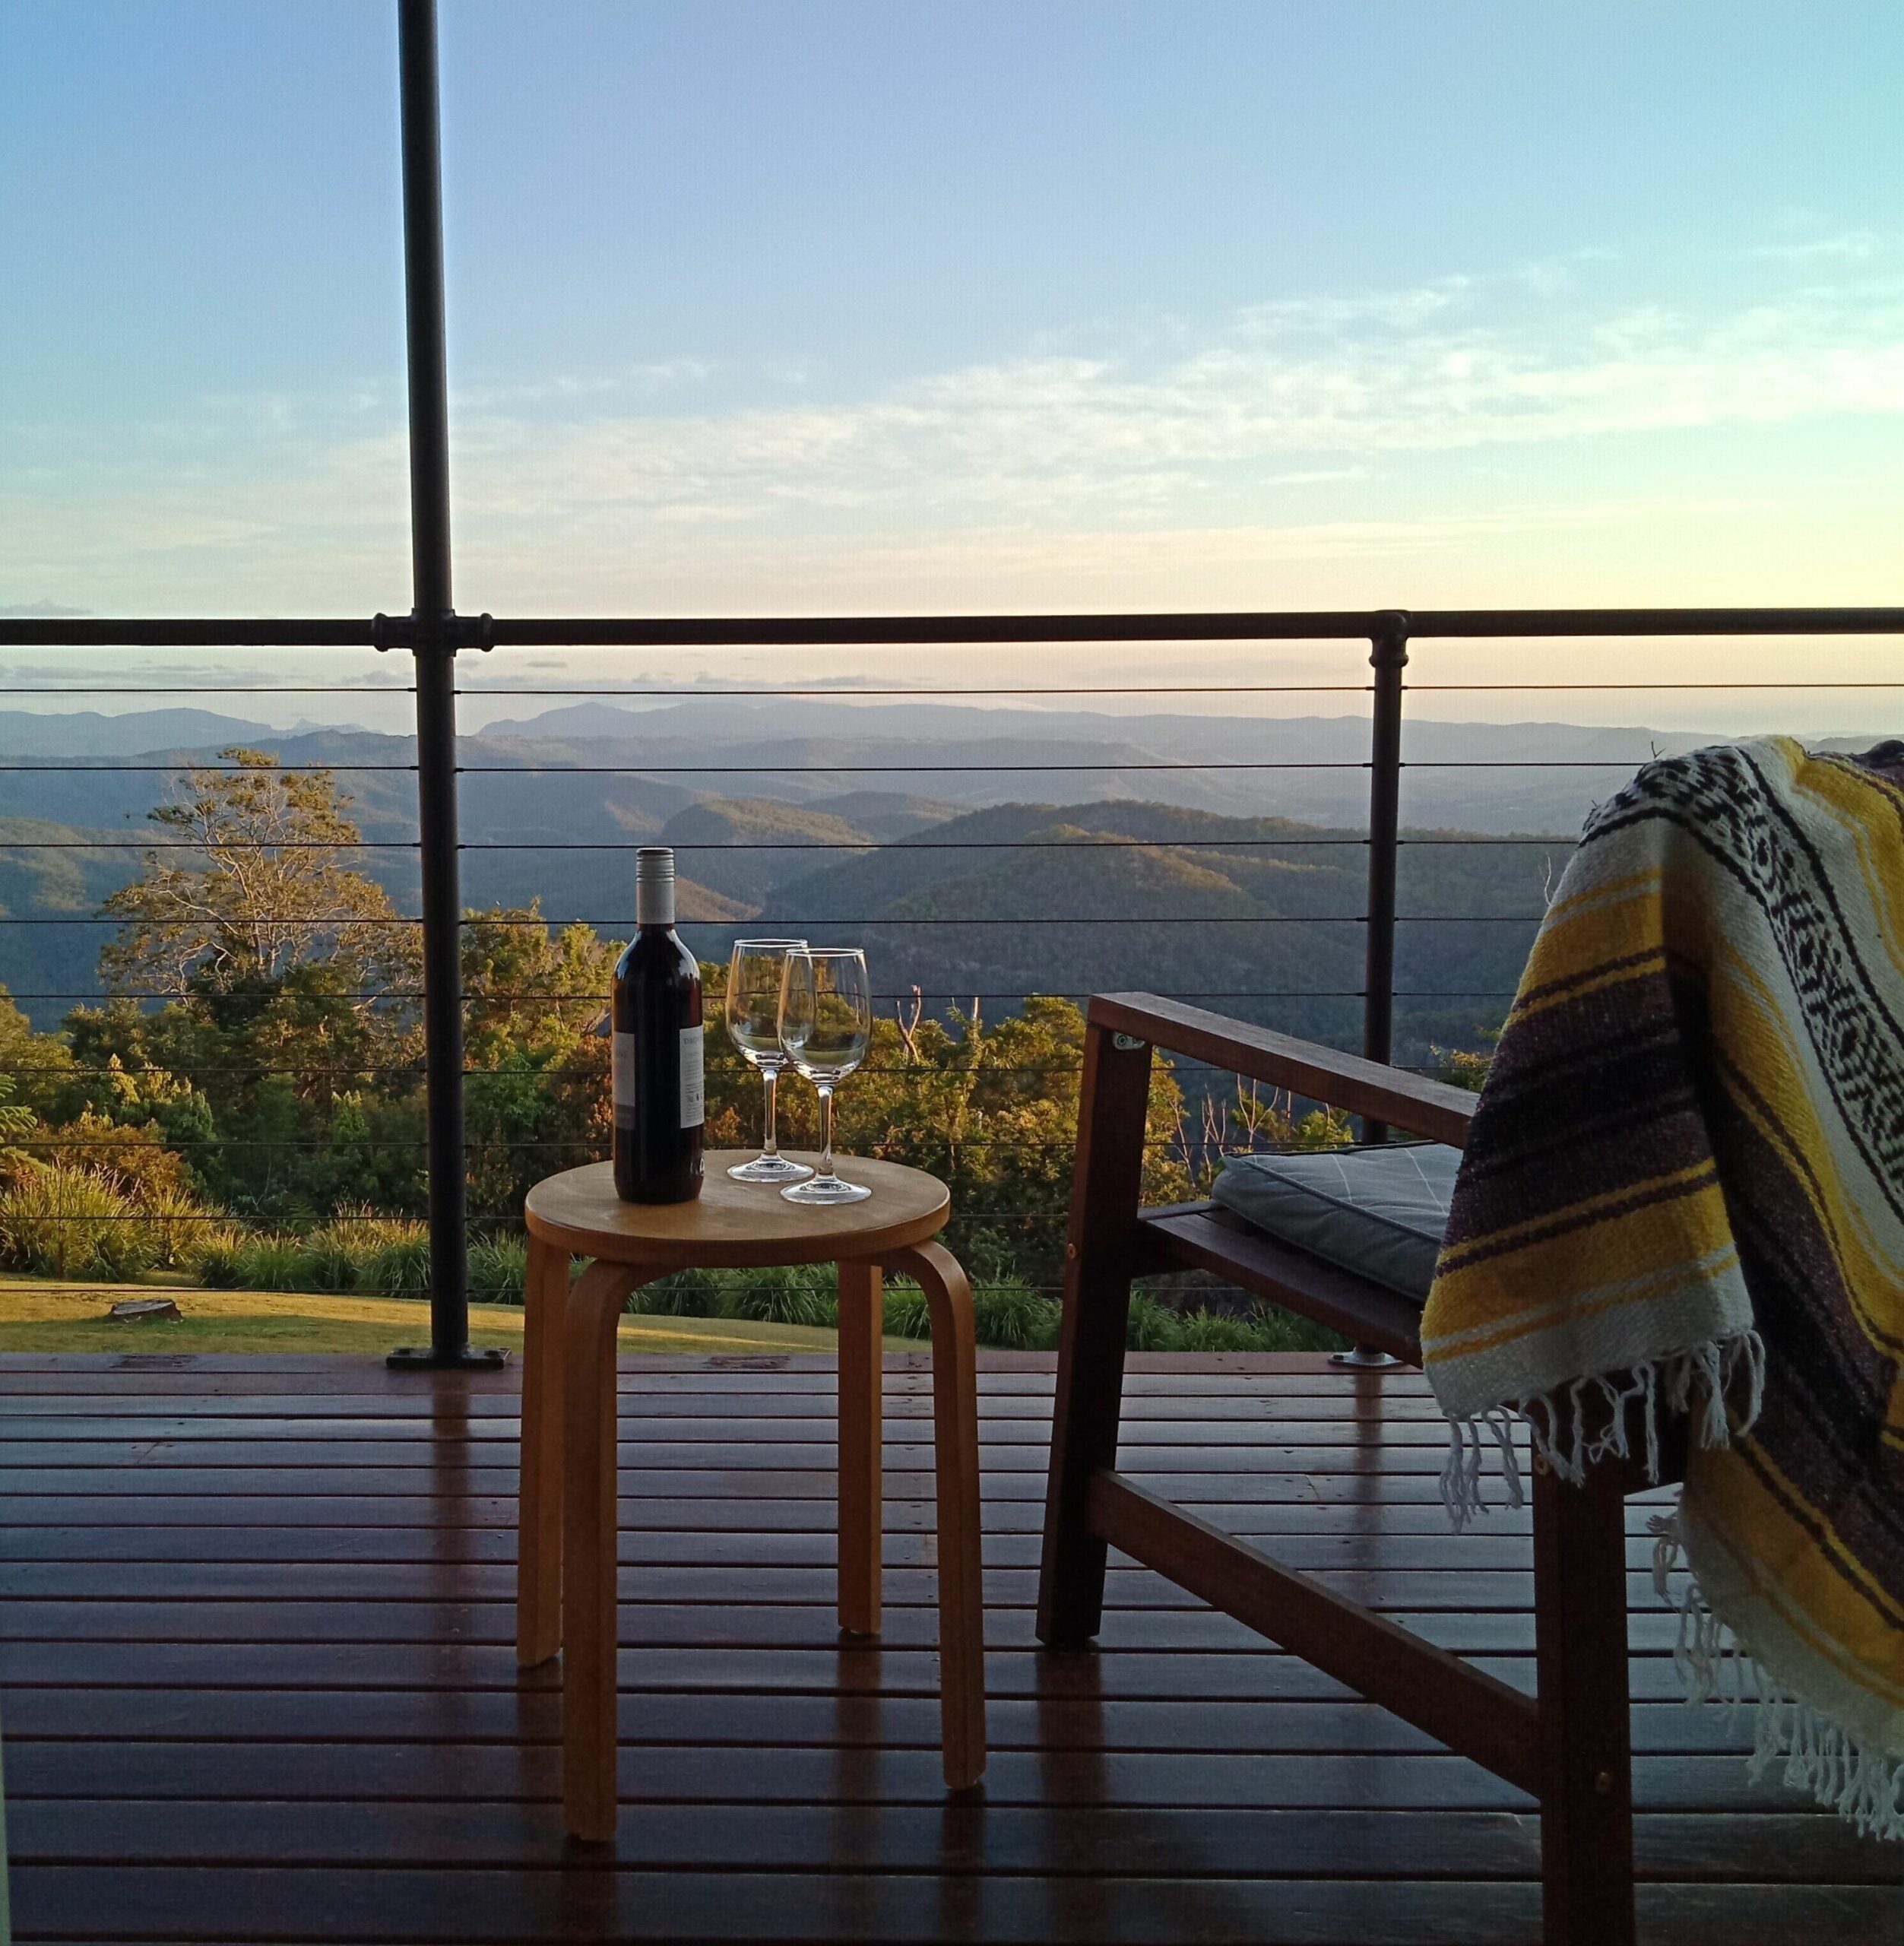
left=515, top=1153, right=987, bottom=1840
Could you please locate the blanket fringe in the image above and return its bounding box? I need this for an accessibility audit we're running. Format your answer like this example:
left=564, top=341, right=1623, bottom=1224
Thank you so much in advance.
left=1651, top=1511, right=1904, bottom=1843
left=1437, top=1329, right=1765, bottom=1529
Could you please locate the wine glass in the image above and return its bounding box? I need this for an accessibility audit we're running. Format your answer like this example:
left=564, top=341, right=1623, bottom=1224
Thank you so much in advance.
left=776, top=947, right=873, bottom=1205
left=724, top=938, right=813, bottom=1184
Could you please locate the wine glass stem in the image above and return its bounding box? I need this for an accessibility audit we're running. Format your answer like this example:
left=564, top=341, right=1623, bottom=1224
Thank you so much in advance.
left=816, top=1082, right=835, bottom=1178
left=760, top=1063, right=781, bottom=1159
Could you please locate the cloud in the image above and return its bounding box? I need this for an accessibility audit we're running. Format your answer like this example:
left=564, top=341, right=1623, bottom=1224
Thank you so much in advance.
left=454, top=359, right=717, bottom=410
left=7, top=243, right=1904, bottom=615
left=436, top=259, right=1904, bottom=541
left=1751, top=230, right=1897, bottom=264
left=0, top=600, right=94, bottom=618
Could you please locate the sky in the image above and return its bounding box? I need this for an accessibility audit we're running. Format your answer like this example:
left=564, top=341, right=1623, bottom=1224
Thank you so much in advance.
left=1, top=1, right=1901, bottom=729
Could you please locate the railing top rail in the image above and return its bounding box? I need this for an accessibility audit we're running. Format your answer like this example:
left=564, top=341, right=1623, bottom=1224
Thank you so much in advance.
left=2, top=604, right=1902, bottom=651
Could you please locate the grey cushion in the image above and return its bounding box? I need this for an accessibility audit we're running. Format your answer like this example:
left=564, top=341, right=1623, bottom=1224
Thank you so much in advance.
left=1209, top=1143, right=1461, bottom=1304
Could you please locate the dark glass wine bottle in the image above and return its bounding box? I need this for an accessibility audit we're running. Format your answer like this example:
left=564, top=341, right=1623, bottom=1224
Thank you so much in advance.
left=611, top=848, right=705, bottom=1203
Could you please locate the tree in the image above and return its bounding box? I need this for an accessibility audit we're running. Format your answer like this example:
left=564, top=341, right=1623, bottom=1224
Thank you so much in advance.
left=78, top=753, right=420, bottom=1220
left=99, top=748, right=413, bottom=1004
left=0, top=982, right=77, bottom=1124
left=702, top=983, right=1193, bottom=1291
left=460, top=905, right=616, bottom=1221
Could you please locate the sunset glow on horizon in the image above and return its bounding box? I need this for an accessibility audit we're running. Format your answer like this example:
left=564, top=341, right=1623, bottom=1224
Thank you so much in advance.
left=2, top=2, right=1899, bottom=724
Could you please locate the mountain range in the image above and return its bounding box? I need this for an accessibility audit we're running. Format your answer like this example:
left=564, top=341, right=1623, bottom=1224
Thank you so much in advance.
left=0, top=697, right=1883, bottom=1050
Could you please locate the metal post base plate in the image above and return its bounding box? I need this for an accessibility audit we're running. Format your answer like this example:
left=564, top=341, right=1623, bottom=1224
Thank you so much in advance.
left=386, top=1345, right=512, bottom=1371
left=1330, top=1345, right=1405, bottom=1369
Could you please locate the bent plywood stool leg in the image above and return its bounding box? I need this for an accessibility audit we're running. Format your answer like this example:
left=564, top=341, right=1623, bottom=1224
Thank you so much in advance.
left=888, top=1240, right=987, bottom=1789
left=562, top=1257, right=643, bottom=1842
left=836, top=1257, right=884, bottom=1636
left=515, top=1235, right=571, bottom=1667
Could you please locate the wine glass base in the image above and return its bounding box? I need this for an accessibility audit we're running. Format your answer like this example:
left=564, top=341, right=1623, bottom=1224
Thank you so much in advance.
left=780, top=1174, right=873, bottom=1206
left=728, top=1153, right=815, bottom=1184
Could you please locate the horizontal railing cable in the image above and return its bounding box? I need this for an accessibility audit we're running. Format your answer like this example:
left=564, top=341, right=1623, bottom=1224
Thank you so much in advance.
left=0, top=608, right=1893, bottom=1338
left=0, top=912, right=1547, bottom=925
left=0, top=835, right=1579, bottom=851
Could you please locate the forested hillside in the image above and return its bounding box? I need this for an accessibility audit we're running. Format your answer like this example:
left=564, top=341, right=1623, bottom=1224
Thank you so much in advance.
left=0, top=699, right=1719, bottom=1044
left=754, top=798, right=1555, bottom=1057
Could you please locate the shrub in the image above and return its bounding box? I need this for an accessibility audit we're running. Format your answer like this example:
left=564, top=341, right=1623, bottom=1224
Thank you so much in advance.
left=724, top=1263, right=838, bottom=1330
left=321, top=1204, right=427, bottom=1253
left=1175, top=1307, right=1267, bottom=1352
left=971, top=1281, right=1061, bottom=1351
left=1124, top=1292, right=1183, bottom=1352
left=0, top=1163, right=154, bottom=1280
left=185, top=1225, right=249, bottom=1288
left=469, top=1234, right=528, bottom=1304
left=141, top=1182, right=214, bottom=1271
left=882, top=1280, right=930, bottom=1340
left=952, top=1225, right=1022, bottom=1285
left=1237, top=1303, right=1349, bottom=1355
left=873, top=1279, right=1063, bottom=1350
left=234, top=1234, right=321, bottom=1292
left=367, top=1233, right=432, bottom=1300
left=42, top=1111, right=196, bottom=1204
left=299, top=1229, right=366, bottom=1293
left=627, top=1268, right=722, bottom=1317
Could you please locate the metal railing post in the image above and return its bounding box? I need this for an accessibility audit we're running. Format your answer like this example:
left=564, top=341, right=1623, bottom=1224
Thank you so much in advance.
left=1361, top=611, right=1410, bottom=1095
left=1335, top=610, right=1411, bottom=1369
left=387, top=0, right=502, bottom=1369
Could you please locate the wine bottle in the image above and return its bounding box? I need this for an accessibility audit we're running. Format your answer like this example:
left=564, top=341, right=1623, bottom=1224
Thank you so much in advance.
left=611, top=847, right=705, bottom=1203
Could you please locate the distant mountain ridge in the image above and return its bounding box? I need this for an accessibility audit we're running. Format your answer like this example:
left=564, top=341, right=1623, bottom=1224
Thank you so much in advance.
left=0, top=699, right=1889, bottom=1041
left=745, top=797, right=1558, bottom=1057
left=0, top=698, right=1889, bottom=835
left=0, top=708, right=279, bottom=755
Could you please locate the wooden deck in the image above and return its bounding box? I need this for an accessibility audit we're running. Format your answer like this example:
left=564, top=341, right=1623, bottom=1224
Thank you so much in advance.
left=0, top=1350, right=1896, bottom=1944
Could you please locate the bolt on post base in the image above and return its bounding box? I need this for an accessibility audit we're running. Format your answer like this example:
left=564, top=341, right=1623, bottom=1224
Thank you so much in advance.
left=387, top=1344, right=512, bottom=1371
left=1330, top=1344, right=1405, bottom=1370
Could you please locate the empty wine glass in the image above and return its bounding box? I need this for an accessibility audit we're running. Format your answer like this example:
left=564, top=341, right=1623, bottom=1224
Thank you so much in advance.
left=724, top=938, right=813, bottom=1184
left=777, top=947, right=873, bottom=1205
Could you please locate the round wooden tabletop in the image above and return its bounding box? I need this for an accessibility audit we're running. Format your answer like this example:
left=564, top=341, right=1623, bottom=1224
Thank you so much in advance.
left=522, top=1153, right=952, bottom=1269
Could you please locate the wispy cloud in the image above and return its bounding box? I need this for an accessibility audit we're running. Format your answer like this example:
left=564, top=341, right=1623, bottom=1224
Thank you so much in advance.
left=1751, top=230, right=1898, bottom=264
left=455, top=358, right=718, bottom=411
left=443, top=256, right=1904, bottom=537
left=6, top=242, right=1904, bottom=614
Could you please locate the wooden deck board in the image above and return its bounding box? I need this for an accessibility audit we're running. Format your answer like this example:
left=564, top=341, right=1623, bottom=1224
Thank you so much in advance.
left=1, top=1351, right=1896, bottom=1945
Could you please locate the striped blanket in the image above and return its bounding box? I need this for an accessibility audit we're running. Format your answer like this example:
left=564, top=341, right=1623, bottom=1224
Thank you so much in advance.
left=1421, top=736, right=1904, bottom=1840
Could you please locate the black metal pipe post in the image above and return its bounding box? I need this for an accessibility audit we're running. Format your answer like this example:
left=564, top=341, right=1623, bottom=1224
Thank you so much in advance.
left=388, top=0, right=502, bottom=1369
left=1361, top=611, right=1410, bottom=1092
left=401, top=0, right=453, bottom=624
left=1334, top=613, right=1410, bottom=1371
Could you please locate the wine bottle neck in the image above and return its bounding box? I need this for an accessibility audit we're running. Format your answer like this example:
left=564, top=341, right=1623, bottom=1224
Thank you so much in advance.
left=635, top=847, right=676, bottom=927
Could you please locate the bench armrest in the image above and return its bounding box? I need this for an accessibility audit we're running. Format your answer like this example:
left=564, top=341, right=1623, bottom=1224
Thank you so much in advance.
left=1089, top=992, right=1476, bottom=1150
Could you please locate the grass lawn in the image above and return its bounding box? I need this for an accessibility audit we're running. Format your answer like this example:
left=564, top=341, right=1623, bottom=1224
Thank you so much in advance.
left=0, top=1277, right=861, bottom=1356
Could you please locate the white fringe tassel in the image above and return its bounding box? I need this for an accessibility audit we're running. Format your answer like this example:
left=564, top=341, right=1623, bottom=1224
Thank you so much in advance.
left=1652, top=1512, right=1904, bottom=1843
left=1438, top=1329, right=1766, bottom=1529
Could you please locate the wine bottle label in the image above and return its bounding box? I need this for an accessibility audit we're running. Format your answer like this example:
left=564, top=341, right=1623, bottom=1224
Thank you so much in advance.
left=612, top=1032, right=635, bottom=1111
left=680, top=1026, right=705, bottom=1128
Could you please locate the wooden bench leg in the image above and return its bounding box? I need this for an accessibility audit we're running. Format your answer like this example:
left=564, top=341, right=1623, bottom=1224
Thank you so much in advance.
left=1038, top=1022, right=1152, bottom=1649
left=889, top=1240, right=986, bottom=1789
left=562, top=1257, right=642, bottom=1843
left=836, top=1257, right=883, bottom=1636
left=515, top=1235, right=569, bottom=1667
left=1533, top=1458, right=1637, bottom=1946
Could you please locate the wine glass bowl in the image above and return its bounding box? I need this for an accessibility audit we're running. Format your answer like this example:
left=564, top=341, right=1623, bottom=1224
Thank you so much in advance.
left=724, top=939, right=813, bottom=1184
left=777, top=947, right=873, bottom=1205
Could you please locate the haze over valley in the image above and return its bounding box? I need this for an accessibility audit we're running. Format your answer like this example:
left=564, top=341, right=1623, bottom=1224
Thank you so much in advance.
left=0, top=697, right=1889, bottom=1055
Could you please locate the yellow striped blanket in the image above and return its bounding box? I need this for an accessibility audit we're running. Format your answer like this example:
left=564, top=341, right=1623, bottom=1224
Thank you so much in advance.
left=1421, top=736, right=1904, bottom=1840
